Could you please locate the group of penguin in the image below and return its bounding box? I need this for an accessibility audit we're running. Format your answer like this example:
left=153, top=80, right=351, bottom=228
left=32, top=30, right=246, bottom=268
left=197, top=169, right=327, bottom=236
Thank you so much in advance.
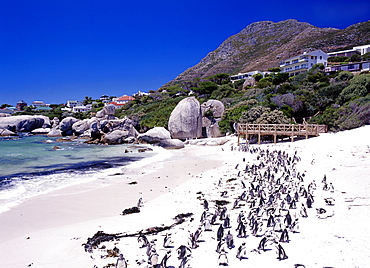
left=115, top=145, right=335, bottom=268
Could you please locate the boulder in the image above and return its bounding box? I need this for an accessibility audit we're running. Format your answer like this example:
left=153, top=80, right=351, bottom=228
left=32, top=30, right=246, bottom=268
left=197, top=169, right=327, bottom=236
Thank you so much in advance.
left=0, top=115, right=51, bottom=132
left=137, top=127, right=171, bottom=144
left=72, top=118, right=97, bottom=136
left=51, top=117, right=60, bottom=128
left=201, top=99, right=225, bottom=118
left=96, top=104, right=116, bottom=119
left=0, top=128, right=17, bottom=136
left=31, top=128, right=51, bottom=134
left=0, top=113, right=11, bottom=117
left=168, top=97, right=202, bottom=140
left=102, top=130, right=129, bottom=145
left=157, top=139, right=185, bottom=149
left=47, top=129, right=63, bottom=137
left=59, top=117, right=80, bottom=135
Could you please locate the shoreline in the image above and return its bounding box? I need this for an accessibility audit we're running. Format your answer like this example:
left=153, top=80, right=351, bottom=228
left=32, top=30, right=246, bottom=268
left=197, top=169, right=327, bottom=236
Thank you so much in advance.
left=0, top=126, right=369, bottom=267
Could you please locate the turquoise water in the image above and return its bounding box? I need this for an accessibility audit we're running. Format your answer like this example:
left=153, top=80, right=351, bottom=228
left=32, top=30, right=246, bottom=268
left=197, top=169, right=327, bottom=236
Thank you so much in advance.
left=0, top=135, right=159, bottom=213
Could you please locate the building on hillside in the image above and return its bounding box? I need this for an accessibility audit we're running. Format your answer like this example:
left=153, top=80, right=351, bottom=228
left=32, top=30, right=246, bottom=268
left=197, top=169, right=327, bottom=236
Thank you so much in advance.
left=230, top=71, right=269, bottom=83
left=100, top=95, right=111, bottom=104
left=109, top=95, right=135, bottom=108
left=16, top=100, right=27, bottom=111
left=72, top=105, right=92, bottom=113
left=31, top=100, right=48, bottom=108
left=66, top=100, right=83, bottom=108
left=280, top=50, right=328, bottom=76
left=328, top=44, right=370, bottom=58
left=325, top=61, right=370, bottom=74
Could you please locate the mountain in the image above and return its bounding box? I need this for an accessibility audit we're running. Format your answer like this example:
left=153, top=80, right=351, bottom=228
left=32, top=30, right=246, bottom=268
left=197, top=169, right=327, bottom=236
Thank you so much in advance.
left=165, top=19, right=370, bottom=85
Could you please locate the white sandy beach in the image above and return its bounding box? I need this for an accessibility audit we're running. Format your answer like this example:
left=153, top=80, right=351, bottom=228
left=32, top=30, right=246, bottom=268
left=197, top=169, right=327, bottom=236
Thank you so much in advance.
left=0, top=126, right=369, bottom=268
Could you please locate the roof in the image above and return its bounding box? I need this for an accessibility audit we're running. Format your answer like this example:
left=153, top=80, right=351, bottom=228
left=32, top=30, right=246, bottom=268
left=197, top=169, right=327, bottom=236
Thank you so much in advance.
left=116, top=95, right=135, bottom=101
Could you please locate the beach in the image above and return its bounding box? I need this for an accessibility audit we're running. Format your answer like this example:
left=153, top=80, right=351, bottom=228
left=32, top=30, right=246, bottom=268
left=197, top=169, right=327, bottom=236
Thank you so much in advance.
left=0, top=126, right=369, bottom=268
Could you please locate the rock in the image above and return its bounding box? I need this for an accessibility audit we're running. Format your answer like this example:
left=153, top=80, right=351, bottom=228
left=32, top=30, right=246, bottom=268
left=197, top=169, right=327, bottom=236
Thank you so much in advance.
left=168, top=97, right=202, bottom=140
left=31, top=128, right=51, bottom=134
left=72, top=118, right=97, bottom=136
left=157, top=139, right=185, bottom=149
left=185, top=137, right=231, bottom=146
left=137, top=127, right=171, bottom=144
left=51, top=117, right=60, bottom=128
left=59, top=117, right=80, bottom=135
left=102, top=130, right=129, bottom=145
left=0, top=113, right=11, bottom=117
left=47, top=129, right=63, bottom=137
left=96, top=104, right=116, bottom=119
left=0, top=115, right=51, bottom=132
left=0, top=128, right=17, bottom=136
left=201, top=99, right=225, bottom=118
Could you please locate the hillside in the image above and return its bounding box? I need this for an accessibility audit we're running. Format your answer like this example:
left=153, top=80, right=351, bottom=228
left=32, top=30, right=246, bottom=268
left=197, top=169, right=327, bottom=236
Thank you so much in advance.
left=166, top=19, right=370, bottom=85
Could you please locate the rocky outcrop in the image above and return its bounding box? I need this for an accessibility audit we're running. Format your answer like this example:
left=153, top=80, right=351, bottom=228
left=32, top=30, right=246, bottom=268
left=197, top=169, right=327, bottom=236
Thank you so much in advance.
left=168, top=97, right=202, bottom=140
left=96, top=104, right=116, bottom=119
left=137, top=127, right=184, bottom=149
left=0, top=115, right=51, bottom=132
left=201, top=99, right=224, bottom=138
left=102, top=130, right=129, bottom=145
left=0, top=128, right=17, bottom=136
left=59, top=117, right=80, bottom=136
left=31, top=128, right=51, bottom=134
left=47, top=128, right=63, bottom=137
left=185, top=137, right=231, bottom=146
left=137, top=127, right=171, bottom=143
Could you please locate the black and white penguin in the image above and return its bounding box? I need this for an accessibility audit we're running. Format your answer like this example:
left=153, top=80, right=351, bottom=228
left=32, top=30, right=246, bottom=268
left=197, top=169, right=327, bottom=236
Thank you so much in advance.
left=116, top=254, right=127, bottom=268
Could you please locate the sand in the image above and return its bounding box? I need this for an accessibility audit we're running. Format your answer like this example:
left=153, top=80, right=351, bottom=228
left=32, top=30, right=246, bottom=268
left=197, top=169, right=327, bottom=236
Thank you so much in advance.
left=0, top=126, right=369, bottom=268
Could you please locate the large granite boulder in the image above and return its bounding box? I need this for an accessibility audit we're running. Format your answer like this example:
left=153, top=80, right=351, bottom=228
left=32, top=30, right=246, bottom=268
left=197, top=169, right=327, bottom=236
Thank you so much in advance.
left=0, top=115, right=50, bottom=132
left=168, top=97, right=202, bottom=140
left=102, top=130, right=129, bottom=145
left=31, top=128, right=51, bottom=134
left=137, top=127, right=171, bottom=144
left=96, top=104, right=116, bottom=119
left=157, top=139, right=184, bottom=149
left=0, top=128, right=17, bottom=136
left=47, top=128, right=63, bottom=137
left=59, top=117, right=80, bottom=136
left=72, top=118, right=98, bottom=136
left=201, top=99, right=224, bottom=138
left=201, top=99, right=225, bottom=118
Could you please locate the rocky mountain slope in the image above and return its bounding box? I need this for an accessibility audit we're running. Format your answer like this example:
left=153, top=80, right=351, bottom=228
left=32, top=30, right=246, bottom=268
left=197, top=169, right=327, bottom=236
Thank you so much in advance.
left=166, top=19, right=370, bottom=85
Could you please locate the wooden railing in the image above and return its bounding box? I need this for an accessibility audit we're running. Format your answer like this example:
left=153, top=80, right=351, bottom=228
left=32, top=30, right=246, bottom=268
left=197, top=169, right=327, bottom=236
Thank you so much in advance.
left=237, top=123, right=327, bottom=144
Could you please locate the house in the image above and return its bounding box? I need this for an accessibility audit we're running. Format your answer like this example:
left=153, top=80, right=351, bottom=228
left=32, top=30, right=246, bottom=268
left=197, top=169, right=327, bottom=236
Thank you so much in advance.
left=109, top=95, right=135, bottom=108
left=280, top=50, right=328, bottom=76
left=230, top=71, right=269, bottom=83
left=325, top=61, right=370, bottom=74
left=31, top=100, right=48, bottom=108
left=16, top=100, right=27, bottom=111
left=66, top=100, right=83, bottom=108
left=72, top=105, right=92, bottom=113
left=328, top=44, right=370, bottom=58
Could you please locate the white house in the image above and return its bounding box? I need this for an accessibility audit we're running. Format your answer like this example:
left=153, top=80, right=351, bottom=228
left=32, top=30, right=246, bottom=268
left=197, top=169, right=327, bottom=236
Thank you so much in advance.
left=66, top=100, right=83, bottom=108
left=280, top=50, right=328, bottom=76
left=325, top=61, right=370, bottom=74
left=31, top=100, right=48, bottom=108
left=328, top=44, right=370, bottom=58
left=72, top=105, right=92, bottom=113
left=230, top=70, right=269, bottom=83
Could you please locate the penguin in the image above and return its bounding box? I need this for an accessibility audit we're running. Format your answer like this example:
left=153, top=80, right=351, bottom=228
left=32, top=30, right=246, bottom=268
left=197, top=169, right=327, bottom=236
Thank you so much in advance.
left=279, top=229, right=289, bottom=243
left=160, top=251, right=171, bottom=268
left=225, top=231, right=234, bottom=249
left=137, top=197, right=144, bottom=207
left=276, top=243, right=288, bottom=260
left=203, top=199, right=209, bottom=210
left=116, top=254, right=127, bottom=268
left=163, top=233, right=172, bottom=248
left=236, top=242, right=248, bottom=260
left=138, top=233, right=149, bottom=248
left=216, top=239, right=226, bottom=253
left=204, top=219, right=212, bottom=231
left=179, top=256, right=190, bottom=268
left=177, top=245, right=191, bottom=260
left=218, top=249, right=229, bottom=266
left=217, top=224, right=224, bottom=241
left=257, top=237, right=267, bottom=251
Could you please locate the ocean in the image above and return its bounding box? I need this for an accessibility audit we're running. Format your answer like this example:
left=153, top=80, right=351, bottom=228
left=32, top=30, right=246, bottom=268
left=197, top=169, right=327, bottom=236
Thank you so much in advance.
left=0, top=135, right=169, bottom=213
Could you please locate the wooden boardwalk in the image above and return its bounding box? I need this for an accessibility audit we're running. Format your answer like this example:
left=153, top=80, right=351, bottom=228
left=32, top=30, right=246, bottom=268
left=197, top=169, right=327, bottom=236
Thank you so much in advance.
left=237, top=123, right=327, bottom=144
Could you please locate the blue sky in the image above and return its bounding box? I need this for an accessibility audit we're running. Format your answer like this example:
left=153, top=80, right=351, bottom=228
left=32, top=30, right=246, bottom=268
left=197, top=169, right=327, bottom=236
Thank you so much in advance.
left=1, top=0, right=369, bottom=106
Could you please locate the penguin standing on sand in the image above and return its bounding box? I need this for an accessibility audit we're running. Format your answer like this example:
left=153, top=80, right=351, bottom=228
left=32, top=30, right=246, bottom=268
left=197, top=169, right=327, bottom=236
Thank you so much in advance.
left=160, top=250, right=171, bottom=268
left=116, top=254, right=127, bottom=268
left=163, top=233, right=172, bottom=248
left=236, top=242, right=248, bottom=260
left=218, top=249, right=229, bottom=266
left=217, top=224, right=224, bottom=241
left=276, top=243, right=288, bottom=260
